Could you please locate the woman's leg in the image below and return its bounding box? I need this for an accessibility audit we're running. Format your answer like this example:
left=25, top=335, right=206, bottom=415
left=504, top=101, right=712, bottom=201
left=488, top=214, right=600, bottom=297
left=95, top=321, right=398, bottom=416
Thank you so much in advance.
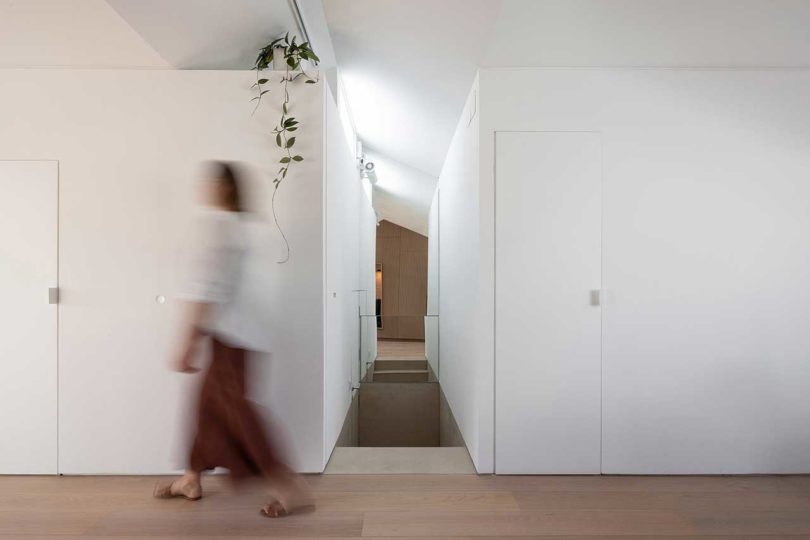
left=205, top=338, right=312, bottom=515
left=155, top=346, right=221, bottom=501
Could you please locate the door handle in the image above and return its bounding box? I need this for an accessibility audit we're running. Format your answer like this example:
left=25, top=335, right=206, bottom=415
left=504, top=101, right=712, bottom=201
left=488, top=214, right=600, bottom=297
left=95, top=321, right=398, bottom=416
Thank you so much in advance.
left=590, top=289, right=601, bottom=307
left=48, top=287, right=59, bottom=305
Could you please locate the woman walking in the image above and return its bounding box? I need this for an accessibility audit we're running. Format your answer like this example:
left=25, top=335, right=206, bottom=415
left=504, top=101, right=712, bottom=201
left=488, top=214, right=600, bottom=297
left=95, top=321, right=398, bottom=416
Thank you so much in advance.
left=154, top=162, right=311, bottom=517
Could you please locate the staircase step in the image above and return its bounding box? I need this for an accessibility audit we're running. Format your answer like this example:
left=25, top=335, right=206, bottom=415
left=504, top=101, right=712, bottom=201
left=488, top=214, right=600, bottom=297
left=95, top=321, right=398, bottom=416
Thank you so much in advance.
left=372, top=370, right=430, bottom=382
left=325, top=447, right=475, bottom=474
left=374, top=359, right=428, bottom=371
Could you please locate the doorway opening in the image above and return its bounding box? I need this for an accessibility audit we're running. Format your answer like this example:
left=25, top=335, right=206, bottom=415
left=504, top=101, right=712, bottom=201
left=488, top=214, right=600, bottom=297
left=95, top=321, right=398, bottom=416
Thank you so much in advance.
left=327, top=218, right=472, bottom=473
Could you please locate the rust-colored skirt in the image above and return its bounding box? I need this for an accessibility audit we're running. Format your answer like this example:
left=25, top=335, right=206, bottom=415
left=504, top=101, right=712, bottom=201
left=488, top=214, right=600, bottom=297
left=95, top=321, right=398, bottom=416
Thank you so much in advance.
left=189, top=337, right=291, bottom=482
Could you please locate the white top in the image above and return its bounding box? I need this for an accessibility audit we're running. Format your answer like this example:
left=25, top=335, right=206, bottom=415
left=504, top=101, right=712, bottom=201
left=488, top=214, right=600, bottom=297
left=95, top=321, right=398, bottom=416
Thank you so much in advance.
left=180, top=208, right=271, bottom=352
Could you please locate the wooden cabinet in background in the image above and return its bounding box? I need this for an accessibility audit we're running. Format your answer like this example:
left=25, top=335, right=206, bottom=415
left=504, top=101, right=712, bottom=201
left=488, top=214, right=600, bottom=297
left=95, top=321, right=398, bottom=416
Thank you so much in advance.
left=376, top=220, right=428, bottom=340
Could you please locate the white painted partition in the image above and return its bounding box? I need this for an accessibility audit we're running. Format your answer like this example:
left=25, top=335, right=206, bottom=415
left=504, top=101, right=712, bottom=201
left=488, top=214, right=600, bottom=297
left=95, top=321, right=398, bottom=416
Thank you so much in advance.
left=0, top=161, right=58, bottom=474
left=324, top=84, right=364, bottom=461
left=494, top=132, right=602, bottom=474
left=436, top=79, right=494, bottom=471
left=0, top=70, right=329, bottom=473
left=479, top=68, right=810, bottom=474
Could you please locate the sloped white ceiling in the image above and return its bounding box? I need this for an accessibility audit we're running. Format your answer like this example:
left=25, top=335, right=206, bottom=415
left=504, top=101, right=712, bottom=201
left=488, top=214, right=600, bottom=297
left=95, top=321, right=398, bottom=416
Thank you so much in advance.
left=367, top=148, right=437, bottom=236
left=0, top=0, right=169, bottom=68
left=106, top=0, right=302, bottom=70
left=324, top=0, right=501, bottom=178
left=325, top=0, right=810, bottom=232
left=323, top=0, right=501, bottom=232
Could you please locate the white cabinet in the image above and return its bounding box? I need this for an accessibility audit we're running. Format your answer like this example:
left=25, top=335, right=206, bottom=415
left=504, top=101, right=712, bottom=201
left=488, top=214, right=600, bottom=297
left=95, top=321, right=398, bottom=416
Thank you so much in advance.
left=0, top=161, right=58, bottom=474
left=494, top=132, right=602, bottom=474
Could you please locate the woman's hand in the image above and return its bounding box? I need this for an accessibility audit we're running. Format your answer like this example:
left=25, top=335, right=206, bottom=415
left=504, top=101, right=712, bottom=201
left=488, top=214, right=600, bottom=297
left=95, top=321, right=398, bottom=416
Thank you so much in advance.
left=172, top=302, right=211, bottom=373
left=174, top=338, right=201, bottom=373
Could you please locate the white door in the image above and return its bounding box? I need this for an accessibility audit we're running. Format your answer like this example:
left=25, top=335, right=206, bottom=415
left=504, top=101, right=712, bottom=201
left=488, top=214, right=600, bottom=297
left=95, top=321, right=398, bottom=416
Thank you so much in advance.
left=495, top=132, right=602, bottom=474
left=0, top=161, right=58, bottom=474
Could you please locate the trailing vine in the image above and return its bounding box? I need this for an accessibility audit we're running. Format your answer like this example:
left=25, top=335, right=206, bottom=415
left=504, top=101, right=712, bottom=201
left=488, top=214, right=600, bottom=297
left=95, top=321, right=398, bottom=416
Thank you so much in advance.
left=252, top=33, right=320, bottom=263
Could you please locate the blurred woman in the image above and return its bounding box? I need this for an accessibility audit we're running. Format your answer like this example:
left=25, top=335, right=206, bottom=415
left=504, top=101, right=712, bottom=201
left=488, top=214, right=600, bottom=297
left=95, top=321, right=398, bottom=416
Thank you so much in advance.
left=153, top=161, right=311, bottom=517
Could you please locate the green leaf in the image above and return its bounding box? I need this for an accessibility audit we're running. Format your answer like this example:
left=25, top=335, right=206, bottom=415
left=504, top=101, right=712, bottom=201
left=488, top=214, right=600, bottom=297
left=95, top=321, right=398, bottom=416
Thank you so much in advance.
left=275, top=133, right=282, bottom=147
left=286, top=137, right=296, bottom=148
left=283, top=102, right=288, bottom=114
left=305, top=80, right=316, bottom=84
left=257, top=78, right=269, bottom=84
left=286, top=126, right=298, bottom=132
left=286, top=56, right=295, bottom=68
left=280, top=157, right=291, bottom=164
left=292, top=155, right=303, bottom=162
left=282, top=168, right=288, bottom=178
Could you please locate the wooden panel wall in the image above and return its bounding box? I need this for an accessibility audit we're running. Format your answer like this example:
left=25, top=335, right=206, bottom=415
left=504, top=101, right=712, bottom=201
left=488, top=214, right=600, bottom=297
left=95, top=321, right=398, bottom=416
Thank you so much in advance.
left=376, top=220, right=428, bottom=340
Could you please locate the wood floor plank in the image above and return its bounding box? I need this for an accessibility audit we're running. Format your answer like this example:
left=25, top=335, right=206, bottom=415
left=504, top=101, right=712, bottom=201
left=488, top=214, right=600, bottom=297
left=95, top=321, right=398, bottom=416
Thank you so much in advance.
left=4, top=537, right=810, bottom=540
left=684, top=509, right=810, bottom=535
left=515, top=490, right=810, bottom=512
left=1, top=474, right=810, bottom=537
left=305, top=474, right=496, bottom=492
left=86, top=509, right=363, bottom=537
left=316, top=490, right=519, bottom=512
left=481, top=475, right=810, bottom=494
left=0, top=510, right=100, bottom=535
left=361, top=509, right=697, bottom=536
left=307, top=474, right=810, bottom=494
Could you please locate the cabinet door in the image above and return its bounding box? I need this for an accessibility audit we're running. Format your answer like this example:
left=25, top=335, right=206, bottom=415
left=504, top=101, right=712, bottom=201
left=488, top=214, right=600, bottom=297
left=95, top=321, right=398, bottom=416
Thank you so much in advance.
left=0, top=161, right=58, bottom=474
left=495, top=132, right=602, bottom=474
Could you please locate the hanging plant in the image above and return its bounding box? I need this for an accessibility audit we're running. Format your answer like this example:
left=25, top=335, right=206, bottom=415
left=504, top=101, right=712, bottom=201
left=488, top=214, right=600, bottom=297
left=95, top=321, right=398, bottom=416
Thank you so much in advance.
left=252, top=33, right=320, bottom=263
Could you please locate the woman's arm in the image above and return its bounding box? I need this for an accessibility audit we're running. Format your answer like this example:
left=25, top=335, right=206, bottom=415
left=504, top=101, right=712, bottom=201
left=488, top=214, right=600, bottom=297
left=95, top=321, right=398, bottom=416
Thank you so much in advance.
left=174, top=301, right=212, bottom=373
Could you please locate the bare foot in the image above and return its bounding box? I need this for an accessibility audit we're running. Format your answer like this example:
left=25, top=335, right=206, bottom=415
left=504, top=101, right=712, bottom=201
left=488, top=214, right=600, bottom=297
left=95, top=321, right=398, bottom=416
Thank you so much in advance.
left=153, top=476, right=202, bottom=501
left=261, top=477, right=314, bottom=517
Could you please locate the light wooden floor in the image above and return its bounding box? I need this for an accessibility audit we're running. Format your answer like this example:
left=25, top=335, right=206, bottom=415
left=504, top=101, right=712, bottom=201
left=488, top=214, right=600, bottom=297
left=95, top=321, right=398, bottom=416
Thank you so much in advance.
left=2, top=475, right=810, bottom=538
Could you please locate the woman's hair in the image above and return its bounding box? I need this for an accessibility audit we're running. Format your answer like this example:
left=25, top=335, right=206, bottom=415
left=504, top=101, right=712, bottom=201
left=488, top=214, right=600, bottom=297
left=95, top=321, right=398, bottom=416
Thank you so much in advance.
left=209, top=161, right=243, bottom=212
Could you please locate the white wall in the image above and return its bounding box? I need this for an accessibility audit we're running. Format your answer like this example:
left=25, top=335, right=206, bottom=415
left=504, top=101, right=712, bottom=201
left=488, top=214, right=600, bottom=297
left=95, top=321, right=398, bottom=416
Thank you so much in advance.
left=482, top=0, right=810, bottom=68
left=436, top=77, right=495, bottom=472
left=0, top=0, right=169, bottom=68
left=480, top=68, right=810, bottom=473
left=0, top=69, right=328, bottom=473
left=323, top=84, right=361, bottom=463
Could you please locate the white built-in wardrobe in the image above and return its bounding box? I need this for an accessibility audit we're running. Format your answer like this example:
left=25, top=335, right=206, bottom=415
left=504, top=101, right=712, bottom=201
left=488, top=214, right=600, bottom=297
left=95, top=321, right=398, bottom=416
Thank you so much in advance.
left=0, top=161, right=58, bottom=474
left=490, top=68, right=810, bottom=475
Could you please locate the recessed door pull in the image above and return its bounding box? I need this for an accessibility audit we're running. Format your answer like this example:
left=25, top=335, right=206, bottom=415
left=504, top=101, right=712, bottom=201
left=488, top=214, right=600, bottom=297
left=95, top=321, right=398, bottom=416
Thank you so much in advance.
left=590, top=289, right=601, bottom=307
left=48, top=287, right=59, bottom=305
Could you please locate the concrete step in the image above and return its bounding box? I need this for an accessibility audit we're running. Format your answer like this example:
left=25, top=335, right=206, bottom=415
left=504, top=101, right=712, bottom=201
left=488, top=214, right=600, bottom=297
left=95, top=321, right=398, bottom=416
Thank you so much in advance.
left=325, top=447, right=475, bottom=474
left=374, top=359, right=428, bottom=371
left=372, top=370, right=430, bottom=383
left=358, top=380, right=438, bottom=446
